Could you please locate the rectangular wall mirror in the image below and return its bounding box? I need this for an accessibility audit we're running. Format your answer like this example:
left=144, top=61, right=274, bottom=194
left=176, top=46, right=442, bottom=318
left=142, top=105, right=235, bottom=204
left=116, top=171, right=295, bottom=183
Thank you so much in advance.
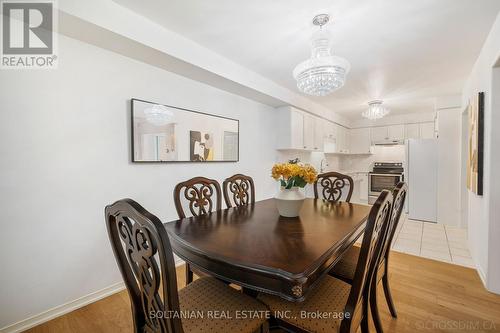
left=132, top=99, right=239, bottom=162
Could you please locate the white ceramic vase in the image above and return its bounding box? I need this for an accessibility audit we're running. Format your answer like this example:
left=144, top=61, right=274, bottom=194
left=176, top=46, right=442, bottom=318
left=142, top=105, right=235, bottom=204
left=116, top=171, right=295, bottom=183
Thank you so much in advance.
left=275, top=186, right=305, bottom=218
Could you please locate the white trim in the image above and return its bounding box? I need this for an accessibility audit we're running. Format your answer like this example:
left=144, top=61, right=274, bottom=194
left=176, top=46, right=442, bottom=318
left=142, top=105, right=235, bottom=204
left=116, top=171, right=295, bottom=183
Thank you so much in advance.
left=476, top=263, right=487, bottom=287
left=0, top=282, right=125, bottom=333
left=0, top=261, right=186, bottom=333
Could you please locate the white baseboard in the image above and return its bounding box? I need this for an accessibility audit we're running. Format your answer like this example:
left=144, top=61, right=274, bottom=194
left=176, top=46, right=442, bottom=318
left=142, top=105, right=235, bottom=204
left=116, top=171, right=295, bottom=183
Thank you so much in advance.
left=0, top=282, right=125, bottom=333
left=476, top=263, right=487, bottom=287
left=0, top=261, right=186, bottom=333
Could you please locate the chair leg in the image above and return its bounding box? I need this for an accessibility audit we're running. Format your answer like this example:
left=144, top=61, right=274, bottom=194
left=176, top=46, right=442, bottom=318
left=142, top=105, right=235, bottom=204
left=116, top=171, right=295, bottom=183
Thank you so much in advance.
left=370, top=283, right=384, bottom=333
left=260, top=321, right=269, bottom=333
left=382, top=274, right=397, bottom=318
left=185, top=263, right=193, bottom=285
left=361, top=313, right=369, bottom=333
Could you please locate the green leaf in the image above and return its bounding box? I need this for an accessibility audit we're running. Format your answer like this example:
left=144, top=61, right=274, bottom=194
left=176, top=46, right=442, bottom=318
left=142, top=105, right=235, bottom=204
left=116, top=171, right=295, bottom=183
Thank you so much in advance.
left=294, top=177, right=307, bottom=188
left=280, top=179, right=287, bottom=187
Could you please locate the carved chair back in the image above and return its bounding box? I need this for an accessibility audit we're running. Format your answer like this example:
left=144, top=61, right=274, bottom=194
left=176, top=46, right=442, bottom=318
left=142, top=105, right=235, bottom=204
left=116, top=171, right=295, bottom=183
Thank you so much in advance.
left=340, top=190, right=393, bottom=333
left=314, top=172, right=354, bottom=203
left=380, top=182, right=407, bottom=262
left=222, top=174, right=255, bottom=208
left=173, top=177, right=222, bottom=219
left=105, top=199, right=183, bottom=333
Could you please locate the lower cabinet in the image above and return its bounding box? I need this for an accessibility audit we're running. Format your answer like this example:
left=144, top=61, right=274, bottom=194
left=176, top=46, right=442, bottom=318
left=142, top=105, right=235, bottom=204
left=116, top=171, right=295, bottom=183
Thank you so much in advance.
left=346, top=172, right=369, bottom=204
left=359, top=173, right=368, bottom=202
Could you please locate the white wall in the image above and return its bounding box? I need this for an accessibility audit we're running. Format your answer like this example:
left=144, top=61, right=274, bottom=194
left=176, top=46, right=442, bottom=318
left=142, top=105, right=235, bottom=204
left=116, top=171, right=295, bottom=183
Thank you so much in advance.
left=461, top=12, right=500, bottom=293
left=436, top=107, right=462, bottom=226
left=0, top=34, right=278, bottom=329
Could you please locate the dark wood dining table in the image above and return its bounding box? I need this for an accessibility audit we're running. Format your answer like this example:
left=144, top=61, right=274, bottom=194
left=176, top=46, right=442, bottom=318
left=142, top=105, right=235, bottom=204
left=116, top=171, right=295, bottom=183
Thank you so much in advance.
left=164, top=198, right=371, bottom=302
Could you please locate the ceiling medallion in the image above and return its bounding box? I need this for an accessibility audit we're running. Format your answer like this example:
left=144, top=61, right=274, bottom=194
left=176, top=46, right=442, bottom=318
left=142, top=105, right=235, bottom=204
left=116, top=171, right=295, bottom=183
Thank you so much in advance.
left=362, top=100, right=390, bottom=120
left=293, top=14, right=350, bottom=96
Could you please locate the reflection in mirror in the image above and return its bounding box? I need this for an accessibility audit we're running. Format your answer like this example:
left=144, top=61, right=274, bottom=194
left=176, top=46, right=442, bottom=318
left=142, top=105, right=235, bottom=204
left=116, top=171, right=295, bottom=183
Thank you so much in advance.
left=132, top=99, right=239, bottom=162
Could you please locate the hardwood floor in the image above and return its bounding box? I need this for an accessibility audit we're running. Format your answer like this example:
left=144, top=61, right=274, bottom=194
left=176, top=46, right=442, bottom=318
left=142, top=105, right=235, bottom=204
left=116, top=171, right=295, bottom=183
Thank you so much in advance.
left=25, top=252, right=500, bottom=333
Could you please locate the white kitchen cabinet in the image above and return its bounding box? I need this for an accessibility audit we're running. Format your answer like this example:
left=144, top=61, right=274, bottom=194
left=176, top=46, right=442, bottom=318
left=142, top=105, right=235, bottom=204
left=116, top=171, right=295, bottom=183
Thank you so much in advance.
left=359, top=173, right=369, bottom=201
left=302, top=114, right=315, bottom=150
left=388, top=125, right=405, bottom=140
left=337, top=125, right=350, bottom=153
left=371, top=125, right=404, bottom=143
left=420, top=122, right=435, bottom=139
left=276, top=106, right=331, bottom=151
left=276, top=107, right=305, bottom=149
left=405, top=123, right=420, bottom=139
left=349, top=128, right=372, bottom=154
left=323, top=122, right=337, bottom=153
left=289, top=109, right=304, bottom=148
left=313, top=117, right=325, bottom=151
left=370, top=126, right=389, bottom=142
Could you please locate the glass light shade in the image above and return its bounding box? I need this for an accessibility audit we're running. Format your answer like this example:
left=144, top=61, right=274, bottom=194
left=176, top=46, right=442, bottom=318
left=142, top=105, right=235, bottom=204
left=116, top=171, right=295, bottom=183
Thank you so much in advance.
left=362, top=100, right=390, bottom=120
left=293, top=29, right=350, bottom=96
left=144, top=104, right=174, bottom=126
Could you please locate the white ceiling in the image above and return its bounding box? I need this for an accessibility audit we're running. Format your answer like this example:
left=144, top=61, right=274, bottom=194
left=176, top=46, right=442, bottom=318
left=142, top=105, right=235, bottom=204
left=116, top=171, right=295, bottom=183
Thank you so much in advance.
left=113, top=0, right=500, bottom=119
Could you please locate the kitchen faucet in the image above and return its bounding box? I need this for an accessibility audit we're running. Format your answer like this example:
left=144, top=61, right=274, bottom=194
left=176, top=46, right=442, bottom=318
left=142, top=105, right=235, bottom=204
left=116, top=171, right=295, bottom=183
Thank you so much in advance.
left=320, top=158, right=329, bottom=173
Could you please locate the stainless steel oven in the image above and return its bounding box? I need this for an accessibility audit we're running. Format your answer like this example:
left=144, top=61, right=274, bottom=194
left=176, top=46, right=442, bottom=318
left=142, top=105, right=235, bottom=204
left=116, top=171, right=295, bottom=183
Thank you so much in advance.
left=368, top=162, right=404, bottom=204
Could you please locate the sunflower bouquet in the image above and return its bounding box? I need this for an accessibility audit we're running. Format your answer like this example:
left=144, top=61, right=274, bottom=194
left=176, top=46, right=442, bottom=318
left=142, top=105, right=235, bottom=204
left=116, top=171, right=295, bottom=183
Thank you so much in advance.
left=271, top=159, right=318, bottom=189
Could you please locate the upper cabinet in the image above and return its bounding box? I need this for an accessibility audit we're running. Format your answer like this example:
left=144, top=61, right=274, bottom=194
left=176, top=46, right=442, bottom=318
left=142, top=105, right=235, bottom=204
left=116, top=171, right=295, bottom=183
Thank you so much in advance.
left=370, top=126, right=389, bottom=142
left=313, top=117, right=325, bottom=150
left=370, top=124, right=404, bottom=143
left=276, top=106, right=436, bottom=153
left=405, top=123, right=420, bottom=139
left=349, top=128, right=372, bottom=154
left=289, top=109, right=304, bottom=149
left=336, top=125, right=350, bottom=153
left=420, top=122, right=436, bottom=139
left=276, top=106, right=328, bottom=151
left=302, top=114, right=315, bottom=150
left=276, top=107, right=304, bottom=149
left=404, top=122, right=436, bottom=140
left=323, top=122, right=337, bottom=153
left=303, top=113, right=325, bottom=150
left=387, top=125, right=405, bottom=140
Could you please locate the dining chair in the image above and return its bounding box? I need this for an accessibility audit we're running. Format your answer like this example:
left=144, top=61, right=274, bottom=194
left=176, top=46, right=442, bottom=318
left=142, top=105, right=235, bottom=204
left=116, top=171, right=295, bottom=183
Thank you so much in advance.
left=174, top=176, right=222, bottom=284
left=257, top=190, right=393, bottom=333
left=222, top=173, right=255, bottom=208
left=105, top=198, right=269, bottom=333
left=314, top=171, right=354, bottom=203
left=329, top=182, right=407, bottom=333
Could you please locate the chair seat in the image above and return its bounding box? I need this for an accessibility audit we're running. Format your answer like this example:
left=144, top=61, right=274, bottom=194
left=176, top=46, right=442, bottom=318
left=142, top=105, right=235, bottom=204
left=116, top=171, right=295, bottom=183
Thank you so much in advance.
left=179, top=277, right=268, bottom=333
left=330, top=246, right=360, bottom=282
left=257, top=276, right=351, bottom=333
left=330, top=246, right=386, bottom=283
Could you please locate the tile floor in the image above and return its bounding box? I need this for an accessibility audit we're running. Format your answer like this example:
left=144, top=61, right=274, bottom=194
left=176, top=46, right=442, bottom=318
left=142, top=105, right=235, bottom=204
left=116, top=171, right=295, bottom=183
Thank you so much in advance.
left=391, top=215, right=474, bottom=268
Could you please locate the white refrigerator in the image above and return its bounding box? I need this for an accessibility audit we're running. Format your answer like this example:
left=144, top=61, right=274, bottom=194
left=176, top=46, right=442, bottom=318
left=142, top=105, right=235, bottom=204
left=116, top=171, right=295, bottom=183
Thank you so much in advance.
left=406, top=139, right=438, bottom=222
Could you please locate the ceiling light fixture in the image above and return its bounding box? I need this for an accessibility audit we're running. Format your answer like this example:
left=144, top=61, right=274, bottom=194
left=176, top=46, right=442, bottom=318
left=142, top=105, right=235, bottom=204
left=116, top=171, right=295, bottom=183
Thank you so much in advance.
left=293, top=14, right=350, bottom=96
left=143, top=104, right=174, bottom=126
left=362, top=100, right=390, bottom=120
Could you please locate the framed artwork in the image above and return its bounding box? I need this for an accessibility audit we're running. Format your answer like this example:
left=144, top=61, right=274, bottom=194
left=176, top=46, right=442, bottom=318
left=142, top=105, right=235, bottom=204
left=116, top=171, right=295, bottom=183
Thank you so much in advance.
left=190, top=131, right=214, bottom=161
left=131, top=99, right=239, bottom=162
left=467, top=92, right=484, bottom=195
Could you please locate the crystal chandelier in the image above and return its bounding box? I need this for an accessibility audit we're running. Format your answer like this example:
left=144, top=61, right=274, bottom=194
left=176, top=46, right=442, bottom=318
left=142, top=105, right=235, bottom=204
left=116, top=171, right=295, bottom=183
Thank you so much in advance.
left=144, top=104, right=174, bottom=126
left=293, top=14, right=350, bottom=96
left=362, top=100, right=390, bottom=120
